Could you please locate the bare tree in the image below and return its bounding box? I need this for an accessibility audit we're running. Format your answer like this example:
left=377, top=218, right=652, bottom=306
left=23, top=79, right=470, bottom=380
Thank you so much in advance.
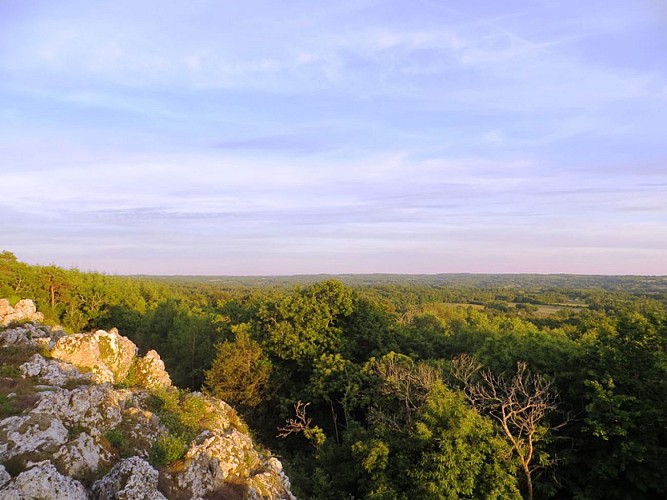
left=277, top=401, right=326, bottom=447
left=368, top=353, right=440, bottom=431
left=451, top=354, right=559, bottom=500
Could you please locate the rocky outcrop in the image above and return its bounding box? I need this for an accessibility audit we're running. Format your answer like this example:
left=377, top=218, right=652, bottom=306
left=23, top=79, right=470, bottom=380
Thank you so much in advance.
left=92, top=457, right=166, bottom=500
left=20, top=353, right=91, bottom=386
left=168, top=428, right=295, bottom=500
left=0, top=321, right=53, bottom=347
left=0, top=298, right=44, bottom=326
left=132, top=349, right=172, bottom=389
left=51, top=328, right=137, bottom=384
left=0, top=460, right=89, bottom=499
left=0, top=413, right=69, bottom=460
left=0, top=299, right=295, bottom=499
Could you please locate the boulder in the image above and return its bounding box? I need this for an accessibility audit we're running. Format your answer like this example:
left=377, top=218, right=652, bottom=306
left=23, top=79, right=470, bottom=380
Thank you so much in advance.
left=33, top=385, right=127, bottom=432
left=0, top=413, right=69, bottom=461
left=118, top=406, right=165, bottom=458
left=51, top=329, right=137, bottom=384
left=92, top=456, right=166, bottom=500
left=0, top=299, right=44, bottom=326
left=170, top=427, right=294, bottom=500
left=0, top=461, right=88, bottom=500
left=132, top=349, right=172, bottom=389
left=0, top=465, right=10, bottom=488
left=20, top=353, right=89, bottom=386
left=0, top=326, right=33, bottom=346
left=0, top=299, right=12, bottom=318
left=173, top=428, right=260, bottom=497
left=54, top=431, right=113, bottom=477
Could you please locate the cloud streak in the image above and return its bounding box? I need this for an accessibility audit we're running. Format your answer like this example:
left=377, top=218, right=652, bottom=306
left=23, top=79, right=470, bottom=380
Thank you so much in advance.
left=0, top=0, right=666, bottom=274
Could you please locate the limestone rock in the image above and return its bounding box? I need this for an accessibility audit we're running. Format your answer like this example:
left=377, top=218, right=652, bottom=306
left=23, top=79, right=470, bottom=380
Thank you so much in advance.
left=33, top=385, right=127, bottom=432
left=92, top=456, right=166, bottom=500
left=54, top=431, right=113, bottom=477
left=0, top=325, right=33, bottom=346
left=51, top=329, right=137, bottom=384
left=118, top=406, right=165, bottom=458
left=132, top=349, right=172, bottom=389
left=0, top=299, right=12, bottom=318
left=0, top=299, right=45, bottom=326
left=171, top=428, right=292, bottom=499
left=0, top=414, right=69, bottom=461
left=0, top=460, right=88, bottom=500
left=0, top=464, right=10, bottom=488
left=0, top=298, right=296, bottom=500
left=0, top=322, right=52, bottom=348
left=20, top=353, right=89, bottom=386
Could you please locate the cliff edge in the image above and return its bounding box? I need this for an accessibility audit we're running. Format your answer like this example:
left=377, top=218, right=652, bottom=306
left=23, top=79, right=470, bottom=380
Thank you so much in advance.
left=0, top=299, right=295, bottom=500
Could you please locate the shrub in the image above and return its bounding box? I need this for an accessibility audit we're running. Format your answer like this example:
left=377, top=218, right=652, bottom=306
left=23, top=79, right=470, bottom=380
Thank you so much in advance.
left=0, top=394, right=17, bottom=417
left=149, top=433, right=188, bottom=466
left=105, top=428, right=128, bottom=451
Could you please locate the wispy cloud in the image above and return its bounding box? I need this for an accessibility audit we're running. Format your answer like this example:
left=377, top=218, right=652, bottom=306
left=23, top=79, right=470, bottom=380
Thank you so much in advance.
left=1, top=0, right=666, bottom=274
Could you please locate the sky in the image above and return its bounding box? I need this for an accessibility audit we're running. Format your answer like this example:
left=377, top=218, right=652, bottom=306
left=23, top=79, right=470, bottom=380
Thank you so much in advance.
left=1, top=0, right=666, bottom=275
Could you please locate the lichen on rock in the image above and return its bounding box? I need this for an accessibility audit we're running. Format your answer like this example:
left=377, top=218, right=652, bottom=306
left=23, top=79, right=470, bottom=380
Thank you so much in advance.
left=0, top=460, right=88, bottom=499
left=92, top=456, right=166, bottom=500
left=20, top=353, right=90, bottom=387
left=54, top=431, right=113, bottom=478
left=0, top=413, right=69, bottom=462
left=130, top=349, right=171, bottom=389
left=0, top=298, right=296, bottom=499
left=50, top=329, right=137, bottom=384
left=0, top=299, right=44, bottom=326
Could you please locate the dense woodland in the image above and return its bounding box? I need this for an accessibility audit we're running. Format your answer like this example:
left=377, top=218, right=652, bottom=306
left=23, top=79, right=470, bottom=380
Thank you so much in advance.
left=1, top=250, right=666, bottom=499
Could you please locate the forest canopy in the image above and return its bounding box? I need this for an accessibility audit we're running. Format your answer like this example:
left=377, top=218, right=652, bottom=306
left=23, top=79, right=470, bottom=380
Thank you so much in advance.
left=1, top=251, right=666, bottom=499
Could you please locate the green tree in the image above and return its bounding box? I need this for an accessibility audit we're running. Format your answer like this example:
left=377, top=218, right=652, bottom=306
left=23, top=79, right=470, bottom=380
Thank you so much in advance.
left=407, top=382, right=521, bottom=499
left=452, top=355, right=560, bottom=500
left=205, top=323, right=272, bottom=407
left=257, top=280, right=353, bottom=365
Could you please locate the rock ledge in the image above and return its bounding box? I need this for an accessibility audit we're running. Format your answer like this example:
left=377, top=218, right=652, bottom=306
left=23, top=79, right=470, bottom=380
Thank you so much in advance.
left=0, top=299, right=295, bottom=499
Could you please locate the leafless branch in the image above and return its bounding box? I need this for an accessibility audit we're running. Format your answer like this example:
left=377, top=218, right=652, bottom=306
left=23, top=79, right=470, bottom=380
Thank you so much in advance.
left=277, top=400, right=312, bottom=438
left=451, top=355, right=562, bottom=500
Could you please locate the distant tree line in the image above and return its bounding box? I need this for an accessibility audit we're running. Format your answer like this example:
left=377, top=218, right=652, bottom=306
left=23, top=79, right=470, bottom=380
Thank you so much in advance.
left=1, top=250, right=666, bottom=498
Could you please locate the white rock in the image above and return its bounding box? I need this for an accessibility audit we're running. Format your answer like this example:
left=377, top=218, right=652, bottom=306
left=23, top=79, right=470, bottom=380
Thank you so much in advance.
left=0, top=481, right=21, bottom=499
left=0, top=465, right=10, bottom=488
left=0, top=299, right=44, bottom=326
left=0, top=298, right=12, bottom=318
left=33, top=385, right=126, bottom=431
left=54, top=431, right=112, bottom=477
left=0, top=414, right=69, bottom=461
left=173, top=428, right=258, bottom=498
left=92, top=456, right=166, bottom=500
left=20, top=353, right=87, bottom=386
left=119, top=406, right=166, bottom=458
left=11, top=460, right=87, bottom=499
left=133, top=349, right=172, bottom=389
left=0, top=326, right=33, bottom=346
left=50, top=329, right=137, bottom=384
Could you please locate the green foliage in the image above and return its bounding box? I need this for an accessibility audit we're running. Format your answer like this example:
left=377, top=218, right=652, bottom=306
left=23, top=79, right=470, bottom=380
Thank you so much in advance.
left=258, top=280, right=354, bottom=364
left=149, top=433, right=188, bottom=466
left=205, top=324, right=272, bottom=407
left=144, top=389, right=212, bottom=467
left=146, top=388, right=199, bottom=442
left=2, top=253, right=667, bottom=499
left=0, top=394, right=18, bottom=417
left=104, top=428, right=128, bottom=452
left=408, top=383, right=521, bottom=499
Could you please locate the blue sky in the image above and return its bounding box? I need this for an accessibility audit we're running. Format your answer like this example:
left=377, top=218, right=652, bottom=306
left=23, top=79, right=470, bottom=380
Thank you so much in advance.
left=1, top=0, right=666, bottom=275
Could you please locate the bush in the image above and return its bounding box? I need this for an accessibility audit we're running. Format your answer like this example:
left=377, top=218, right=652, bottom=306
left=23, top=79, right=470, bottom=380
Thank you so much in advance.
left=105, top=428, right=128, bottom=451
left=0, top=394, right=17, bottom=417
left=149, top=433, right=188, bottom=466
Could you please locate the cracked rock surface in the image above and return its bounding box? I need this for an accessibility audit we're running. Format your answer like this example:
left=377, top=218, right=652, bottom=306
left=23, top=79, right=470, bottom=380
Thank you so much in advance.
left=0, top=299, right=295, bottom=499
